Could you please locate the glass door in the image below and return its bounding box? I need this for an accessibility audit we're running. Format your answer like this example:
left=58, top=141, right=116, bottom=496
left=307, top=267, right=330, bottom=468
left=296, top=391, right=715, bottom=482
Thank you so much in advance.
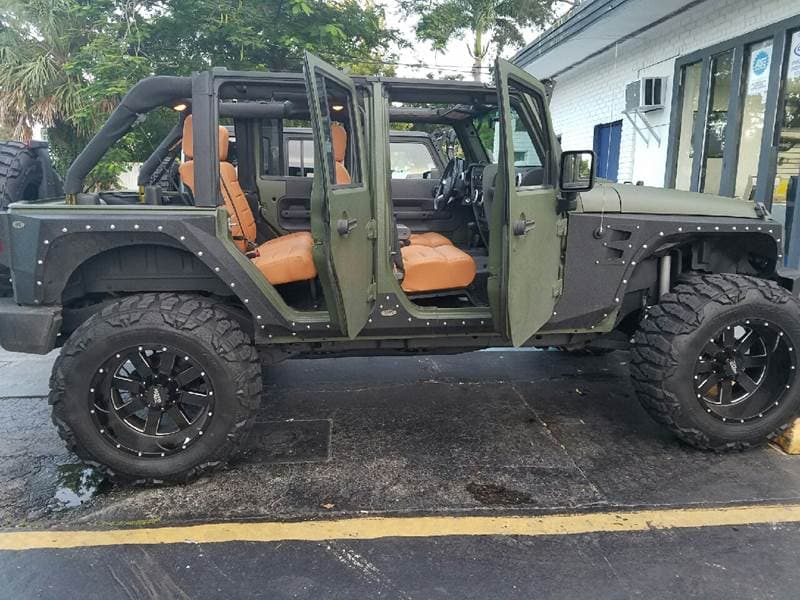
left=674, top=62, right=702, bottom=190
left=775, top=30, right=800, bottom=205
left=699, top=51, right=734, bottom=194
left=735, top=40, right=774, bottom=199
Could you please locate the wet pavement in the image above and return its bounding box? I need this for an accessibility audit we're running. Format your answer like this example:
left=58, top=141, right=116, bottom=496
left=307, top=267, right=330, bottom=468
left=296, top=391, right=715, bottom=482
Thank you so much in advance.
left=1, top=347, right=800, bottom=598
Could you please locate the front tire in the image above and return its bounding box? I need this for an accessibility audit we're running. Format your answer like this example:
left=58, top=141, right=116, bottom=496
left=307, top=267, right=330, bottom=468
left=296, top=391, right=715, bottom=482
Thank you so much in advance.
left=50, top=294, right=262, bottom=483
left=630, top=274, right=800, bottom=450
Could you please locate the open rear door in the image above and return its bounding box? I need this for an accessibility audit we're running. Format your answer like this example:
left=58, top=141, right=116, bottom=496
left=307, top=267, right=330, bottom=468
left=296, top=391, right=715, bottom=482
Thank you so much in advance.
left=492, top=58, right=563, bottom=347
left=304, top=52, right=374, bottom=338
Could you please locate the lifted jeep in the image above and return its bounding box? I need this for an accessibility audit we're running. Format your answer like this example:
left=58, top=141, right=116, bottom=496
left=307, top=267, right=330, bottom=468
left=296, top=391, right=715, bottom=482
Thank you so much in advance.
left=1, top=54, right=799, bottom=482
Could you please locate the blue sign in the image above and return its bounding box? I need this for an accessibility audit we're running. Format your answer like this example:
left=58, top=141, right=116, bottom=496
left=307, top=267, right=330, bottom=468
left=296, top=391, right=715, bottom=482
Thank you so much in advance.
left=752, top=50, right=770, bottom=76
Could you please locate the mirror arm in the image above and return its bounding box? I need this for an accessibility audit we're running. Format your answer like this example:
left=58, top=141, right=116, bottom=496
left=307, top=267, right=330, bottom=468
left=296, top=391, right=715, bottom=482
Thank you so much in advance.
left=557, top=191, right=578, bottom=213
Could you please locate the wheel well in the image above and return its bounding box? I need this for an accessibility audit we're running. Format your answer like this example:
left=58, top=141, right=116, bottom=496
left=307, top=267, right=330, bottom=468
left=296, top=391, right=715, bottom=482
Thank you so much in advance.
left=672, top=233, right=778, bottom=278
left=616, top=232, right=780, bottom=334
left=60, top=244, right=242, bottom=337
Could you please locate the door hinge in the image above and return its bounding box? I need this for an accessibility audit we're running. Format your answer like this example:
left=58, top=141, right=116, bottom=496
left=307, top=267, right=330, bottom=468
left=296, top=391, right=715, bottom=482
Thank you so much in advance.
left=367, top=279, right=377, bottom=302
left=552, top=280, right=563, bottom=298
left=556, top=218, right=568, bottom=237
left=365, top=218, right=378, bottom=240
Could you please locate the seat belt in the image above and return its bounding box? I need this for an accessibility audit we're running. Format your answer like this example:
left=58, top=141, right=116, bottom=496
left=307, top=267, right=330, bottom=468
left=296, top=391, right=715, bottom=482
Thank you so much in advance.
left=220, top=174, right=258, bottom=252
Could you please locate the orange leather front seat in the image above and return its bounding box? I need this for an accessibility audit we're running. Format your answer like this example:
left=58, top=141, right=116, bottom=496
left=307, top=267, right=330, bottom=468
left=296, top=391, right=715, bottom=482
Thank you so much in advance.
left=179, top=116, right=317, bottom=286
left=331, top=122, right=351, bottom=185
left=399, top=231, right=476, bottom=292
left=408, top=232, right=453, bottom=248
left=400, top=243, right=476, bottom=293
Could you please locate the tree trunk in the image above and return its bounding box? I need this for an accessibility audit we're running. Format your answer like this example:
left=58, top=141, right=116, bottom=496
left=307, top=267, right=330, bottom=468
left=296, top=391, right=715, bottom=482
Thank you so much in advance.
left=472, top=28, right=483, bottom=82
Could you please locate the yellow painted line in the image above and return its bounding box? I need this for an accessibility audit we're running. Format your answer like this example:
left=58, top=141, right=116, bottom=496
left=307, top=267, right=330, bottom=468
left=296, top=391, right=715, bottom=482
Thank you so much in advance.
left=2, top=503, right=800, bottom=551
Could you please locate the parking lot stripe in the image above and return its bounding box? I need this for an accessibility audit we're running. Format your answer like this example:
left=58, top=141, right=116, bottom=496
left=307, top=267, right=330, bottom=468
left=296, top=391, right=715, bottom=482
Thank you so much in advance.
left=2, top=503, right=800, bottom=551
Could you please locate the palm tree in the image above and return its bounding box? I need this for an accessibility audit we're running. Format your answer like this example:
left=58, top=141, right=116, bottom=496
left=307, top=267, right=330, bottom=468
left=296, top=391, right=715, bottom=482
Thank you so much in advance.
left=0, top=0, right=86, bottom=142
left=402, top=0, right=558, bottom=81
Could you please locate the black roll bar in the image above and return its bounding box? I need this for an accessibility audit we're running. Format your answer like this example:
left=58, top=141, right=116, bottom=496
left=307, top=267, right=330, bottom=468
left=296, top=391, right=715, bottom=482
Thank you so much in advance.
left=64, top=76, right=192, bottom=195
left=136, top=119, right=184, bottom=187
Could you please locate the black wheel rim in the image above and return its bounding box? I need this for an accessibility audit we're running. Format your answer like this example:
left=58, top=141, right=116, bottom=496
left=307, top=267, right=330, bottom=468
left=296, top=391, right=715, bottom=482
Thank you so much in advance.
left=693, top=319, right=796, bottom=422
left=88, top=345, right=215, bottom=457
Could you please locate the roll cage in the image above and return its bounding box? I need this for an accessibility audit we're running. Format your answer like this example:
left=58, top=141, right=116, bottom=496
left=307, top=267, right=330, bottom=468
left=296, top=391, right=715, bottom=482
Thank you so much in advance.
left=63, top=69, right=505, bottom=203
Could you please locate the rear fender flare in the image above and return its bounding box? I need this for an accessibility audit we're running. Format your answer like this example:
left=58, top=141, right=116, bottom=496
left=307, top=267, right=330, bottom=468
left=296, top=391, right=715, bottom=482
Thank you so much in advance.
left=5, top=211, right=294, bottom=333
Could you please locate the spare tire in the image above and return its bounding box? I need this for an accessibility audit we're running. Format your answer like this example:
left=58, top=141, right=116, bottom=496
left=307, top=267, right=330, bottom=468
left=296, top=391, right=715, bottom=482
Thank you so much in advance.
left=0, top=141, right=43, bottom=209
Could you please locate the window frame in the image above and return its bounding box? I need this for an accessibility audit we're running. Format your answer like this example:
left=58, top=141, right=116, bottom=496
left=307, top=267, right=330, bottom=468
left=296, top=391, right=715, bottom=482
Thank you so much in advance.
left=312, top=68, right=365, bottom=190
left=508, top=90, right=552, bottom=188
left=665, top=14, right=800, bottom=208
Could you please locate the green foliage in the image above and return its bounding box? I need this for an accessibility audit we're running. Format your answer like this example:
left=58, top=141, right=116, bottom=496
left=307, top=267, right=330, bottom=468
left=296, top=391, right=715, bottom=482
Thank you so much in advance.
left=402, top=0, right=557, bottom=80
left=0, top=0, right=398, bottom=190
left=139, top=0, right=396, bottom=75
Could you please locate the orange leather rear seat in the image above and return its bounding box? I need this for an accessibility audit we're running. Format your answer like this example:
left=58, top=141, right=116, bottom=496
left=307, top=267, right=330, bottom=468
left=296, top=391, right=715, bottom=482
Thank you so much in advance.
left=251, top=232, right=317, bottom=285
left=179, top=115, right=317, bottom=286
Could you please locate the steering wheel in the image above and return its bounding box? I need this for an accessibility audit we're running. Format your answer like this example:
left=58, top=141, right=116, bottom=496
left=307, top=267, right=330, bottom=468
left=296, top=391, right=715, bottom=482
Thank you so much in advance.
left=433, top=157, right=466, bottom=210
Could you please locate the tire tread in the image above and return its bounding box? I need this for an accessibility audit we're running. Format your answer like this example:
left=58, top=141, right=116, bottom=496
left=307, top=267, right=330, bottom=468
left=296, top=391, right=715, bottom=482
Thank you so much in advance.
left=49, top=293, right=262, bottom=483
left=630, top=274, right=800, bottom=451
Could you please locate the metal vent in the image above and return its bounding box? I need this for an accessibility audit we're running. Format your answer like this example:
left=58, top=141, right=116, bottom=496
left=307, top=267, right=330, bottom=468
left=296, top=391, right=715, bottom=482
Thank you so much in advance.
left=625, top=81, right=640, bottom=112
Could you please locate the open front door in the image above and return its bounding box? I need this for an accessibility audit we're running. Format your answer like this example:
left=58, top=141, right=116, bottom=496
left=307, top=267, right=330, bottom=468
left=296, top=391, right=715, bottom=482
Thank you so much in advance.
left=492, top=58, right=564, bottom=347
left=304, top=52, right=374, bottom=338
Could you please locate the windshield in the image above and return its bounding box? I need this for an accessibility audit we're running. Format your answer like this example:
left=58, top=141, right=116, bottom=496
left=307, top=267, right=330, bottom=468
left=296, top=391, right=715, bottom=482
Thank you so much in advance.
left=389, top=141, right=438, bottom=179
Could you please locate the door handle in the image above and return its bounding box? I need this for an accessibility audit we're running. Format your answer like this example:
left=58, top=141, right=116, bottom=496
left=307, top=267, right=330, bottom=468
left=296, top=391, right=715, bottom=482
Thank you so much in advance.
left=336, top=217, right=358, bottom=236
left=512, top=218, right=536, bottom=236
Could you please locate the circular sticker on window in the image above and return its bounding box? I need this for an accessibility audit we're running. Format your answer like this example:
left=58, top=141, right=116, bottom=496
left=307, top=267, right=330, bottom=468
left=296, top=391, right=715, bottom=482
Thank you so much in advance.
left=752, top=50, right=770, bottom=76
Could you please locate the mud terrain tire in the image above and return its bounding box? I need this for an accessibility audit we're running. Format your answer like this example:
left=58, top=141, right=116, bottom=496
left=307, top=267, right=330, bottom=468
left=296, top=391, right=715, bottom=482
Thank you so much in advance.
left=49, top=294, right=262, bottom=483
left=0, top=141, right=42, bottom=209
left=630, top=274, right=800, bottom=451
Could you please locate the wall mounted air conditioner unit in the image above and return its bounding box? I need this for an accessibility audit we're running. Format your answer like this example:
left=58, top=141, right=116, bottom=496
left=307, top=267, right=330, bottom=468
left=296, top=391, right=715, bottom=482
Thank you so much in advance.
left=625, top=77, right=667, bottom=113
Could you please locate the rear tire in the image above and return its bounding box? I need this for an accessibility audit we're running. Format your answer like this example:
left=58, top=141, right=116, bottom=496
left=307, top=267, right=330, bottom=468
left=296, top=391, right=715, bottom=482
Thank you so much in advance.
left=0, top=141, right=42, bottom=209
left=49, top=294, right=262, bottom=483
left=630, top=274, right=800, bottom=450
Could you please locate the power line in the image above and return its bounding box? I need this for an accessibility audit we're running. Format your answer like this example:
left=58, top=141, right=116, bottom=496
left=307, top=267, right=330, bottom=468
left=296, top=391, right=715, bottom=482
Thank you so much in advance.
left=276, top=49, right=494, bottom=74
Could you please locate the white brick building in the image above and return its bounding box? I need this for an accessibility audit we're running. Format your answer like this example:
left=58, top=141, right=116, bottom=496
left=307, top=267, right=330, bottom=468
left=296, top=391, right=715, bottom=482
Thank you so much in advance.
left=514, top=0, right=799, bottom=218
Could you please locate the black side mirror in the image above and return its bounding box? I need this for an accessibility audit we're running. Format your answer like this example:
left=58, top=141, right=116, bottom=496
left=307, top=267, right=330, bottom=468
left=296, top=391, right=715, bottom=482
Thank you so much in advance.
left=559, top=150, right=595, bottom=193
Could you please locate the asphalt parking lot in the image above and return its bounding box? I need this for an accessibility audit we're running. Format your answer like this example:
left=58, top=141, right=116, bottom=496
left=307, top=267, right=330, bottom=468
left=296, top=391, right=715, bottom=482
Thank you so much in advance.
left=1, top=347, right=800, bottom=599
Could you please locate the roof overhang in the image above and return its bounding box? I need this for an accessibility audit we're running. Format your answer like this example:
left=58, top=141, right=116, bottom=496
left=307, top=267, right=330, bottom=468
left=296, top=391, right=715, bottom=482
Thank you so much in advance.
left=513, top=0, right=706, bottom=79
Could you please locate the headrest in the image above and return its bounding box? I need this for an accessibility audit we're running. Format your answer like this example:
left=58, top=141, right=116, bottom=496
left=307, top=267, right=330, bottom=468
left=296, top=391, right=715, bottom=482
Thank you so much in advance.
left=182, top=115, right=194, bottom=159
left=181, top=115, right=230, bottom=161
left=217, top=126, right=229, bottom=161
left=331, top=122, right=347, bottom=163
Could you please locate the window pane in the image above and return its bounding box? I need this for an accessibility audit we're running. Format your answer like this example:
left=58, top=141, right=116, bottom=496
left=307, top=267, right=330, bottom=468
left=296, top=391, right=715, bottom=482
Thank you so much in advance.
left=700, top=50, right=734, bottom=194
left=389, top=142, right=437, bottom=179
left=314, top=71, right=360, bottom=185
left=774, top=30, right=800, bottom=205
left=510, top=105, right=543, bottom=168
left=287, top=139, right=303, bottom=177
left=735, top=40, right=773, bottom=199
left=474, top=101, right=546, bottom=172
left=301, top=140, right=314, bottom=177
left=675, top=62, right=702, bottom=190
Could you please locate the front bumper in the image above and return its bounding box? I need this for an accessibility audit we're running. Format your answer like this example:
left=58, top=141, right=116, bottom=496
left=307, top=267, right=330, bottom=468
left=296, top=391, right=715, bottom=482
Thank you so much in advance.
left=0, top=298, right=61, bottom=355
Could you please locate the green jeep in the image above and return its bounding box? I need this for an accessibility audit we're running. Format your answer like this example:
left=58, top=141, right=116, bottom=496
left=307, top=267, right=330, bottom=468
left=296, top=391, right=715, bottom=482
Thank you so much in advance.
left=1, top=54, right=799, bottom=482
